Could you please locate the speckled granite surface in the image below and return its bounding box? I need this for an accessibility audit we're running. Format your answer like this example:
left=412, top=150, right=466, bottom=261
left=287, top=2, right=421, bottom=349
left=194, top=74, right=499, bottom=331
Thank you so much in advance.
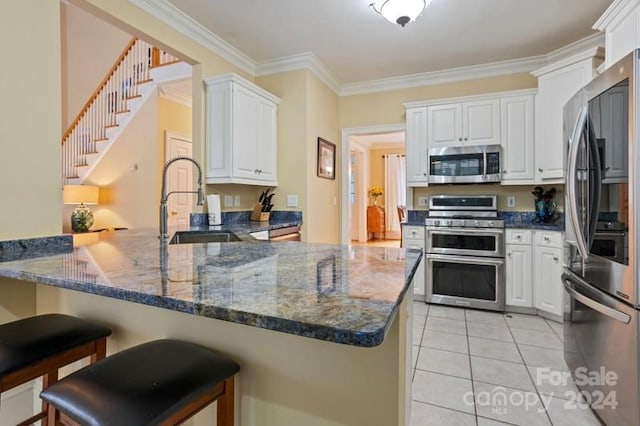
left=190, top=210, right=302, bottom=228
left=0, top=229, right=421, bottom=347
left=0, top=235, right=73, bottom=261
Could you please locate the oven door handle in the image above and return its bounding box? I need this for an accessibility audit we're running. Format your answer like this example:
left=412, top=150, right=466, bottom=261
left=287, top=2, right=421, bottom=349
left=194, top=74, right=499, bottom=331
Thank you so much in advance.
left=426, top=253, right=504, bottom=266
left=562, top=270, right=630, bottom=324
left=426, top=228, right=504, bottom=236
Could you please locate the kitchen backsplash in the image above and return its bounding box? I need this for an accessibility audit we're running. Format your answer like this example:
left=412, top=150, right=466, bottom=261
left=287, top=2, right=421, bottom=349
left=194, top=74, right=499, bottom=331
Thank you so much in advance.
left=412, top=184, right=565, bottom=212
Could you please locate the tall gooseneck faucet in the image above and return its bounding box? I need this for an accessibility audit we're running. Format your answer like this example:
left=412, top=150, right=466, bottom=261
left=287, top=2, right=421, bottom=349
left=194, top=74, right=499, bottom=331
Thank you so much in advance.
left=159, top=156, right=204, bottom=240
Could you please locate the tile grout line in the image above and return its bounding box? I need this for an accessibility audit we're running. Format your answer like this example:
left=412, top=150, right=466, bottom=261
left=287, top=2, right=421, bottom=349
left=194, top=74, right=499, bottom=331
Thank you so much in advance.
left=463, top=309, right=480, bottom=425
left=505, top=317, right=556, bottom=426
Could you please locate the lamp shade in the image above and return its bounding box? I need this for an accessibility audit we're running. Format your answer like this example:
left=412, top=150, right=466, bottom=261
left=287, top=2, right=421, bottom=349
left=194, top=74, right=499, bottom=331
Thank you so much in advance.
left=63, top=185, right=99, bottom=205
left=371, top=0, right=429, bottom=27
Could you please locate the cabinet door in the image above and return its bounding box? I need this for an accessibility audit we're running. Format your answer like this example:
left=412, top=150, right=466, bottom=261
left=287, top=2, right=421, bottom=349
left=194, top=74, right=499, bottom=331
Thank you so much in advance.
left=506, top=244, right=533, bottom=307
left=404, top=244, right=425, bottom=299
left=232, top=84, right=258, bottom=180
left=255, top=97, right=278, bottom=184
left=205, top=82, right=233, bottom=179
left=463, top=99, right=500, bottom=146
left=405, top=107, right=429, bottom=186
left=536, top=60, right=594, bottom=181
left=428, top=104, right=462, bottom=147
left=501, top=95, right=534, bottom=182
left=533, top=245, right=563, bottom=316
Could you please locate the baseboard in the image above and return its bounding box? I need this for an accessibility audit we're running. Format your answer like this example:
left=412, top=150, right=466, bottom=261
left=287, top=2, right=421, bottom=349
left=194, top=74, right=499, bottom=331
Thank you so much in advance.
left=505, top=305, right=537, bottom=315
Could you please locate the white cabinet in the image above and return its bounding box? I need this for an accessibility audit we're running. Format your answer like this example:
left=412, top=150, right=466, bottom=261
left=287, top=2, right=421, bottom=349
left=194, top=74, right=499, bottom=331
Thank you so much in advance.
left=532, top=48, right=603, bottom=182
left=501, top=94, right=535, bottom=183
left=594, top=1, right=640, bottom=69
left=405, top=107, right=429, bottom=186
left=402, top=226, right=425, bottom=300
left=204, top=73, right=280, bottom=186
left=427, top=99, right=500, bottom=148
left=533, top=231, right=564, bottom=317
left=505, top=229, right=533, bottom=308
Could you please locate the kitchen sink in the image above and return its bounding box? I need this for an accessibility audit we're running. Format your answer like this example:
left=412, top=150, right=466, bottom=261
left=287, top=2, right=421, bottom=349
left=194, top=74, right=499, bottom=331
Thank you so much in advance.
left=169, top=231, right=241, bottom=244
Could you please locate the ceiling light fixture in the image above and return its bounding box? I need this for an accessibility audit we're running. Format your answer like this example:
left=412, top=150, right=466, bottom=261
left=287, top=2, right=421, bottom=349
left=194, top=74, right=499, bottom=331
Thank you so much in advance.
left=370, top=0, right=429, bottom=27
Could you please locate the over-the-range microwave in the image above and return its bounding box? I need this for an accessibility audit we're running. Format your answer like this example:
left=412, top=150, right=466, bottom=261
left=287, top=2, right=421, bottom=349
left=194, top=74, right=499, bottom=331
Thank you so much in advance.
left=428, top=144, right=502, bottom=184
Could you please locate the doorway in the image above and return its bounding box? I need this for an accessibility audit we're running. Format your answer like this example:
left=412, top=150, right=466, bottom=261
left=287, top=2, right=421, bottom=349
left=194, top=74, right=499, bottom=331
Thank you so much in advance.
left=341, top=124, right=406, bottom=246
left=165, top=131, right=193, bottom=230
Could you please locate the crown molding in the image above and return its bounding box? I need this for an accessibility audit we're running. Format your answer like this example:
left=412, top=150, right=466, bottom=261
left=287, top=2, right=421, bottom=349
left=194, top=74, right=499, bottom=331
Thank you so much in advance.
left=594, top=0, right=640, bottom=30
left=128, top=0, right=256, bottom=75
left=339, top=55, right=547, bottom=97
left=256, top=52, right=341, bottom=94
left=531, top=46, right=604, bottom=77
left=544, top=32, right=605, bottom=64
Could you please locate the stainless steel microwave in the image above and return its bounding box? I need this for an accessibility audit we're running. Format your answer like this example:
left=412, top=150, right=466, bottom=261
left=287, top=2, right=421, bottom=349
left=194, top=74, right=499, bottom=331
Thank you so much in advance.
left=428, top=144, right=502, bottom=184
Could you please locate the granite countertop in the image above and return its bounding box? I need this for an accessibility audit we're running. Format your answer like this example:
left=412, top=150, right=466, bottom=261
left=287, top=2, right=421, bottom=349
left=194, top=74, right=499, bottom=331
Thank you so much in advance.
left=0, top=229, right=422, bottom=348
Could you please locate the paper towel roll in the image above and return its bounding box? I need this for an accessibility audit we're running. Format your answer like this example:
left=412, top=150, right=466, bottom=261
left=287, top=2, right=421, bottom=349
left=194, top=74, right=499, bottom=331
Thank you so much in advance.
left=207, top=194, right=222, bottom=225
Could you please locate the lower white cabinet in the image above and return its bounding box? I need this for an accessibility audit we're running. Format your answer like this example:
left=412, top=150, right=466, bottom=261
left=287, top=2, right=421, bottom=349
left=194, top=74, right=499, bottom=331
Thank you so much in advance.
left=533, top=231, right=564, bottom=317
left=505, top=229, right=563, bottom=317
left=402, top=226, right=425, bottom=300
left=506, top=229, right=533, bottom=308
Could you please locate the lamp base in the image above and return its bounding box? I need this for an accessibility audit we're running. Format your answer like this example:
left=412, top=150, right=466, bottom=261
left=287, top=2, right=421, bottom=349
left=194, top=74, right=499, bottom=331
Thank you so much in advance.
left=71, top=204, right=94, bottom=233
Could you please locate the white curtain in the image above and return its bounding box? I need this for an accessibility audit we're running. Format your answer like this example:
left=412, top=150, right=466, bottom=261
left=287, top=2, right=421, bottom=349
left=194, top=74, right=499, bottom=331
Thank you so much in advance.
left=384, top=155, right=406, bottom=232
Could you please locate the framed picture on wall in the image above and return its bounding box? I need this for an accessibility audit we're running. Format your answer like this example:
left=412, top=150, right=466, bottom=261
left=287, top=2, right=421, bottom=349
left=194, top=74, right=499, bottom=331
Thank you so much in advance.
left=317, top=137, right=336, bottom=180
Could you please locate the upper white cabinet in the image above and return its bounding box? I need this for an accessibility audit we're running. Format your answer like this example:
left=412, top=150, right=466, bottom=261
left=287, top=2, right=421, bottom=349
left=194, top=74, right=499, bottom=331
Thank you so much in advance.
left=204, top=73, right=280, bottom=186
left=405, top=107, right=429, bottom=186
left=500, top=93, right=535, bottom=183
left=531, top=48, right=603, bottom=182
left=594, top=0, right=640, bottom=69
left=427, top=99, right=500, bottom=147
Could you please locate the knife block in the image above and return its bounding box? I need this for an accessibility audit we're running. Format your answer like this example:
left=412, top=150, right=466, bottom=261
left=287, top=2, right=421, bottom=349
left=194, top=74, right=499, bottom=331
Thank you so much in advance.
left=250, top=203, right=270, bottom=222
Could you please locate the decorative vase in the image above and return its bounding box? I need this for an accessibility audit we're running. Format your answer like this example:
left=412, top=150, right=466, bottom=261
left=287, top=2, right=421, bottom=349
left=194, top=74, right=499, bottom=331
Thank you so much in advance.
left=373, top=196, right=379, bottom=206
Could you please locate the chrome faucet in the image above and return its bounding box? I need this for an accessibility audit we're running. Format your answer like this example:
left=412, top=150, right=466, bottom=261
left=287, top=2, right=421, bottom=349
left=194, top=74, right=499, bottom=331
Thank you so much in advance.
left=159, top=156, right=205, bottom=240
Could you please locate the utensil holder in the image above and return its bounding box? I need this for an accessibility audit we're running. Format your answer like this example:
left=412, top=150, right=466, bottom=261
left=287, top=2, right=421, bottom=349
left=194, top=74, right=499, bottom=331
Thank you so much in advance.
left=250, top=203, right=270, bottom=222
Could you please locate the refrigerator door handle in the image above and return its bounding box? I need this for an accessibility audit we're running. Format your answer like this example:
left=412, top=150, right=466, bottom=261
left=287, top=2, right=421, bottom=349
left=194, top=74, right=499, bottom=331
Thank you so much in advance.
left=562, top=271, right=631, bottom=324
left=566, top=106, right=589, bottom=260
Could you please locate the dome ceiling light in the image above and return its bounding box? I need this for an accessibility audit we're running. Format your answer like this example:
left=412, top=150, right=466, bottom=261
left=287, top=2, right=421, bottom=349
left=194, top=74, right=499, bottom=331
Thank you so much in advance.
left=370, top=0, right=429, bottom=27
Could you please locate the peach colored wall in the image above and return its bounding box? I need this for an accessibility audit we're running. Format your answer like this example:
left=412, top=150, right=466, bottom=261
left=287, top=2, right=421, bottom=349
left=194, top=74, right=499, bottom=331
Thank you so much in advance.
left=61, top=2, right=130, bottom=128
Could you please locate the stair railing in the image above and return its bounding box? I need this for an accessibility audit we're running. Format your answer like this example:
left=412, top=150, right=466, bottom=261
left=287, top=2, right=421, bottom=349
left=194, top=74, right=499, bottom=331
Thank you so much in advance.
left=62, top=37, right=179, bottom=182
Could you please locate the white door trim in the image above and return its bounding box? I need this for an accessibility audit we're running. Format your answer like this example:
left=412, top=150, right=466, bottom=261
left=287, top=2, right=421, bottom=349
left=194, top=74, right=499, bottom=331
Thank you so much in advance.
left=340, top=123, right=406, bottom=245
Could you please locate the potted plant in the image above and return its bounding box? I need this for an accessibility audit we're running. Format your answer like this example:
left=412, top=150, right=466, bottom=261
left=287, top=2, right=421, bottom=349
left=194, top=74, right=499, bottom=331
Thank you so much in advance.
left=368, top=186, right=383, bottom=206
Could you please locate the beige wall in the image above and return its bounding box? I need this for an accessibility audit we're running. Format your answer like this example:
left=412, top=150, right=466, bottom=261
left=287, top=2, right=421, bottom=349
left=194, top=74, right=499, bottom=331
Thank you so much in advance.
left=0, top=280, right=36, bottom=324
left=61, top=2, right=131, bottom=127
left=0, top=0, right=62, bottom=240
left=305, top=73, right=340, bottom=243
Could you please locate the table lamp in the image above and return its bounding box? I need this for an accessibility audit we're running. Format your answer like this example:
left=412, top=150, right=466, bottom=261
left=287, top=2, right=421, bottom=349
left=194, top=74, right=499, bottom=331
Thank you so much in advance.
left=63, top=185, right=99, bottom=232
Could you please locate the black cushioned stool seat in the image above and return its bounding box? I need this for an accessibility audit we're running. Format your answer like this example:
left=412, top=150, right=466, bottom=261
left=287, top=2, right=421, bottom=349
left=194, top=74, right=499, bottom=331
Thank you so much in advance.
left=41, top=339, right=240, bottom=426
left=0, top=314, right=111, bottom=426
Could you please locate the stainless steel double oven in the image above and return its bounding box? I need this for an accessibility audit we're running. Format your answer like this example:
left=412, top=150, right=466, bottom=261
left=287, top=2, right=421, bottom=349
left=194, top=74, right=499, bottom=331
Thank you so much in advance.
left=425, top=195, right=505, bottom=311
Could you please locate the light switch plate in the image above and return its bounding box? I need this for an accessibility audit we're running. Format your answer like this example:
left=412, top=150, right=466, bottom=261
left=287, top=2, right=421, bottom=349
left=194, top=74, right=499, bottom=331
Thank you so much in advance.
left=418, top=196, right=429, bottom=207
left=287, top=195, right=298, bottom=207
left=507, top=196, right=516, bottom=208
left=224, top=195, right=233, bottom=207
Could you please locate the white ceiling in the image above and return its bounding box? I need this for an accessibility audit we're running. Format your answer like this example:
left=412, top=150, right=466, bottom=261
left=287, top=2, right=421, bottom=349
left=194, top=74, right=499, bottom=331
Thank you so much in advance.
left=165, top=0, right=613, bottom=84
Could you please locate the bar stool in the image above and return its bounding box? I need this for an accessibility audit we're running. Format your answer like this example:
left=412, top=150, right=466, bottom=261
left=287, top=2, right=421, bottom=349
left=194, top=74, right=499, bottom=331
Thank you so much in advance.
left=41, top=339, right=240, bottom=426
left=0, top=314, right=111, bottom=425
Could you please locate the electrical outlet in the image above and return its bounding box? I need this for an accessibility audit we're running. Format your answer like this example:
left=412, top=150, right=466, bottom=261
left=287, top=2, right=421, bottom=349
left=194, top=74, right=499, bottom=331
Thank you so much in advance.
left=234, top=195, right=241, bottom=207
left=418, top=196, right=429, bottom=207
left=287, top=195, right=298, bottom=207
left=223, top=195, right=233, bottom=207
left=507, top=196, right=516, bottom=208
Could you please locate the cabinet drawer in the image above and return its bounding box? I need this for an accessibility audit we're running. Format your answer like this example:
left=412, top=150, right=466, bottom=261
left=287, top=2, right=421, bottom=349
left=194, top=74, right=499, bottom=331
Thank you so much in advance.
left=404, top=240, right=425, bottom=251
left=535, top=231, right=562, bottom=248
left=402, top=226, right=425, bottom=240
left=506, top=229, right=532, bottom=245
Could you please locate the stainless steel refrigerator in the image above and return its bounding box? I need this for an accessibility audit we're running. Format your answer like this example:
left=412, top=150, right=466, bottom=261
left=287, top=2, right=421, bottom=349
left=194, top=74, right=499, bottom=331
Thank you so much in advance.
left=563, top=49, right=637, bottom=426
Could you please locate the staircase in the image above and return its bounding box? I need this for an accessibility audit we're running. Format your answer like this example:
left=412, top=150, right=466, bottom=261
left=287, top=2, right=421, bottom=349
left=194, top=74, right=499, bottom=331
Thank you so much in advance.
left=62, top=38, right=190, bottom=184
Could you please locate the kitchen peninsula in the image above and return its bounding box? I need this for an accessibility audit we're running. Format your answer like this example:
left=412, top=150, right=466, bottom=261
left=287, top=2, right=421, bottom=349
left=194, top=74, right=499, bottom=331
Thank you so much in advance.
left=0, top=229, right=421, bottom=426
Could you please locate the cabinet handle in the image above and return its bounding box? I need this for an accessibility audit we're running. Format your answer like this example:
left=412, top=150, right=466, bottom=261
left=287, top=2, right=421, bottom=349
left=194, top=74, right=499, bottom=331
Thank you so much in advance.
left=605, top=166, right=611, bottom=171
left=544, top=236, right=550, bottom=242
left=423, top=173, right=427, bottom=176
left=538, top=168, right=543, bottom=172
left=516, top=235, right=521, bottom=239
left=502, top=169, right=507, bottom=173
left=458, top=137, right=463, bottom=142
left=464, top=137, right=468, bottom=141
left=508, top=252, right=511, bottom=257
left=553, top=256, right=559, bottom=262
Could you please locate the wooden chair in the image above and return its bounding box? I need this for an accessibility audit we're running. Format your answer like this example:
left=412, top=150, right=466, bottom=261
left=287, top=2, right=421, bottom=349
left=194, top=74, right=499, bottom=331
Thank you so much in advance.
left=397, top=206, right=406, bottom=247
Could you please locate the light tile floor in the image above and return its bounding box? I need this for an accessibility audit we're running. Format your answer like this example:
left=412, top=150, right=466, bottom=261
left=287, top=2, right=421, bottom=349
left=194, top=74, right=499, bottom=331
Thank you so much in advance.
left=411, top=302, right=604, bottom=426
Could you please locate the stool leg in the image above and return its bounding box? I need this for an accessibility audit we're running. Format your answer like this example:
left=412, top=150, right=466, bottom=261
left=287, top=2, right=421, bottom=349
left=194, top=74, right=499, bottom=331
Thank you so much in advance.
left=216, top=377, right=235, bottom=426
left=91, top=337, right=107, bottom=363
left=42, top=370, right=58, bottom=426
